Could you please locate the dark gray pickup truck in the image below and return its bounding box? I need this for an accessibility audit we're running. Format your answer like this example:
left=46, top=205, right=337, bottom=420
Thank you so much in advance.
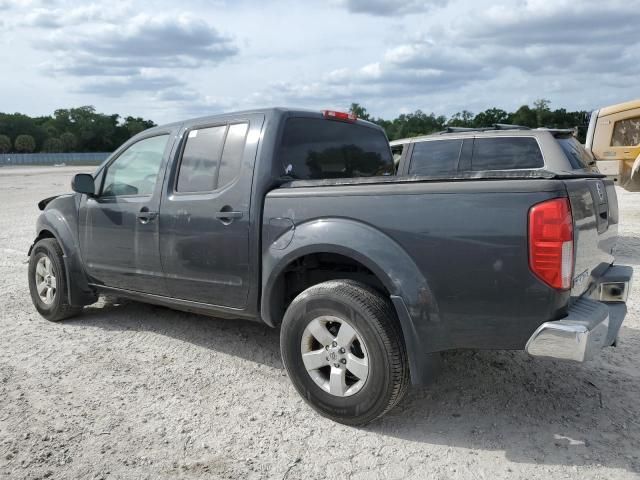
left=28, top=108, right=632, bottom=425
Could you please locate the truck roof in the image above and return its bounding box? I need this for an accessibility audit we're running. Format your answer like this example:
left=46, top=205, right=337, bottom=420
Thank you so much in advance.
left=143, top=107, right=385, bottom=135
left=598, top=99, right=640, bottom=117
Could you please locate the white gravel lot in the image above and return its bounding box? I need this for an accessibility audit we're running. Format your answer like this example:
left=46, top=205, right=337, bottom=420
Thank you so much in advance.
left=0, top=166, right=639, bottom=480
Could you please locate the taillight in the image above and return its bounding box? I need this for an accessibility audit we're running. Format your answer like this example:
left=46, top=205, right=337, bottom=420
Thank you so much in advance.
left=322, top=110, right=357, bottom=122
left=528, top=197, right=574, bottom=290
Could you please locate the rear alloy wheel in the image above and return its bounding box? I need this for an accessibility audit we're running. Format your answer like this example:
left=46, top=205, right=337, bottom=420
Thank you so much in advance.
left=281, top=280, right=409, bottom=425
left=300, top=315, right=370, bottom=397
left=28, top=238, right=82, bottom=321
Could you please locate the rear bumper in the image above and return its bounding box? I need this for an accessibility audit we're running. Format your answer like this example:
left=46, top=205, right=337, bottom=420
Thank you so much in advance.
left=525, top=265, right=632, bottom=362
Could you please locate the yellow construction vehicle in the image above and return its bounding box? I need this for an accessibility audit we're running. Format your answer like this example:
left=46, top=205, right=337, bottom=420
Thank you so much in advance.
left=586, top=99, right=640, bottom=191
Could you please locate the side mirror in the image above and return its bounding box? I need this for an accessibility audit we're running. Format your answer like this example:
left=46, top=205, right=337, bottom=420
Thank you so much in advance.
left=71, top=173, right=96, bottom=196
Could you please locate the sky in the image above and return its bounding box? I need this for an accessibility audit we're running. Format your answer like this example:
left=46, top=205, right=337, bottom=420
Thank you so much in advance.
left=0, top=0, right=638, bottom=124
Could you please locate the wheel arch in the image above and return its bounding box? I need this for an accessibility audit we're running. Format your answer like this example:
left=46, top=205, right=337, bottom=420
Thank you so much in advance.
left=29, top=205, right=97, bottom=307
left=261, top=217, right=441, bottom=384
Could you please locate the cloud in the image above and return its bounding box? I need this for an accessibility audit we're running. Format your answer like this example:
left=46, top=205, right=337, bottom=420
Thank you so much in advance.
left=26, top=9, right=239, bottom=98
left=77, top=74, right=186, bottom=97
left=337, top=0, right=446, bottom=16
left=248, top=0, right=640, bottom=115
left=46, top=13, right=237, bottom=75
left=2, top=0, right=637, bottom=124
left=22, top=3, right=131, bottom=29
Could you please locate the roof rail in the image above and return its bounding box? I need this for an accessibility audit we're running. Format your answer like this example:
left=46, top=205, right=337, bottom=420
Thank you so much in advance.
left=440, top=123, right=532, bottom=134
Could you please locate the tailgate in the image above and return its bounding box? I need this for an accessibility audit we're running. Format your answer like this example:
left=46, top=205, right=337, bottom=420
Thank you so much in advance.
left=565, top=178, right=617, bottom=297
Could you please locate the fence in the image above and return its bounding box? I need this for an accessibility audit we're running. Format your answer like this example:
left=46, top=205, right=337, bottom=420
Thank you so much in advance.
left=0, top=152, right=110, bottom=166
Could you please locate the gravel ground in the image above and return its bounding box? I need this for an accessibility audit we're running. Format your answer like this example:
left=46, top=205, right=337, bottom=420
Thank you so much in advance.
left=1, top=166, right=639, bottom=480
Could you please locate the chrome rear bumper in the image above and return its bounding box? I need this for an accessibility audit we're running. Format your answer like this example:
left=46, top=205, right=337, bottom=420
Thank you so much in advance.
left=525, top=265, right=632, bottom=362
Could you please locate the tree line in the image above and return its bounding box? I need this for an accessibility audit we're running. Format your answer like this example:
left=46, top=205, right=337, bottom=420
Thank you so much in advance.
left=350, top=99, right=590, bottom=142
left=0, top=100, right=590, bottom=154
left=0, top=106, right=156, bottom=154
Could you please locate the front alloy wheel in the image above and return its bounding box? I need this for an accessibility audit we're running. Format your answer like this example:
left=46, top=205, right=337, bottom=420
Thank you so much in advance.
left=28, top=238, right=82, bottom=321
left=34, top=255, right=57, bottom=305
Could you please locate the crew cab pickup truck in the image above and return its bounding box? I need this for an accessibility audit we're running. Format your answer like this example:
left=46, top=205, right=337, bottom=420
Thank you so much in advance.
left=28, top=108, right=632, bottom=425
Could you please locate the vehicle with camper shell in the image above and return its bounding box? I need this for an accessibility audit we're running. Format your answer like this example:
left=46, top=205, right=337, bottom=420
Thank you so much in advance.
left=28, top=108, right=632, bottom=425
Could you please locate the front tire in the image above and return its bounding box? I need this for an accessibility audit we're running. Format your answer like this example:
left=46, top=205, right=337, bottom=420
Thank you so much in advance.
left=28, top=238, right=82, bottom=322
left=280, top=280, right=409, bottom=425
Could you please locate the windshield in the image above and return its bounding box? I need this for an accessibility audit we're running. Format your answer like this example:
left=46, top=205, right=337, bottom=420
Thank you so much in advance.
left=556, top=136, right=597, bottom=171
left=278, top=118, right=394, bottom=180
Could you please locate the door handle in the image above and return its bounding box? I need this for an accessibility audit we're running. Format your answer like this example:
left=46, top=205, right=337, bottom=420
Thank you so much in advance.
left=137, top=208, right=158, bottom=224
left=215, top=209, right=243, bottom=224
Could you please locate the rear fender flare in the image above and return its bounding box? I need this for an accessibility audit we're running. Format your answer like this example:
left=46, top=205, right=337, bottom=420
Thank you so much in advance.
left=262, top=218, right=442, bottom=383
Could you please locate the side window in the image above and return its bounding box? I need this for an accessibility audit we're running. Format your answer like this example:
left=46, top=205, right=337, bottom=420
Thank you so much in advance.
left=611, top=117, right=640, bottom=147
left=102, top=134, right=169, bottom=197
left=176, top=123, right=249, bottom=193
left=471, top=137, right=543, bottom=170
left=408, top=139, right=462, bottom=176
left=218, top=123, right=248, bottom=188
left=391, top=144, right=404, bottom=172
left=177, top=126, right=226, bottom=192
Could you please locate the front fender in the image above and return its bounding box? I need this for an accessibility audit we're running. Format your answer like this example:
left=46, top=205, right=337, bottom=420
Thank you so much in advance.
left=31, top=195, right=96, bottom=306
left=262, top=217, right=445, bottom=384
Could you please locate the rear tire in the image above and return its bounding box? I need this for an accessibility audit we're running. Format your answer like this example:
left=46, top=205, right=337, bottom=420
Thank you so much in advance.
left=280, top=280, right=409, bottom=425
left=28, top=238, right=82, bottom=322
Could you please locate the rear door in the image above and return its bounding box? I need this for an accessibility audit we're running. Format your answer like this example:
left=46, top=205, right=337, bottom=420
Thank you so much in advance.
left=159, top=114, right=264, bottom=308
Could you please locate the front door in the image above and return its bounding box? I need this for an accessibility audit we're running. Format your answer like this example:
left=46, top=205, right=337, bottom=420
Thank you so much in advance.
left=79, top=131, right=176, bottom=294
left=159, top=114, right=263, bottom=308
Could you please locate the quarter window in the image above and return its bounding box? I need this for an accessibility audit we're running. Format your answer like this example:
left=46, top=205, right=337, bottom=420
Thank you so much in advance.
left=218, top=123, right=249, bottom=188
left=471, top=137, right=543, bottom=170
left=611, top=117, right=640, bottom=147
left=408, top=139, right=462, bottom=176
left=557, top=136, right=594, bottom=170
left=102, top=134, right=169, bottom=197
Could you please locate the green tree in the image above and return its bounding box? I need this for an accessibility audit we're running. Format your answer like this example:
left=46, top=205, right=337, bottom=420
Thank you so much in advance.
left=473, top=108, right=509, bottom=127
left=60, top=132, right=77, bottom=151
left=349, top=103, right=371, bottom=121
left=14, top=134, right=36, bottom=153
left=0, top=134, right=10, bottom=153
left=42, top=137, right=63, bottom=153
left=533, top=98, right=552, bottom=127
left=448, top=110, right=474, bottom=127
left=509, top=105, right=538, bottom=127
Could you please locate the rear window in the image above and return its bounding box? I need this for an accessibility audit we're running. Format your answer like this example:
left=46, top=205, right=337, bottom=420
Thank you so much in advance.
left=556, top=136, right=594, bottom=170
left=409, top=139, right=462, bottom=176
left=278, top=118, right=394, bottom=180
left=471, top=137, right=544, bottom=170
left=176, top=123, right=248, bottom=192
left=611, top=116, right=640, bottom=147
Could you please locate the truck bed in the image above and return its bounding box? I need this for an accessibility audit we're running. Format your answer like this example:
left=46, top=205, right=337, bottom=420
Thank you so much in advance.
left=264, top=175, right=617, bottom=353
